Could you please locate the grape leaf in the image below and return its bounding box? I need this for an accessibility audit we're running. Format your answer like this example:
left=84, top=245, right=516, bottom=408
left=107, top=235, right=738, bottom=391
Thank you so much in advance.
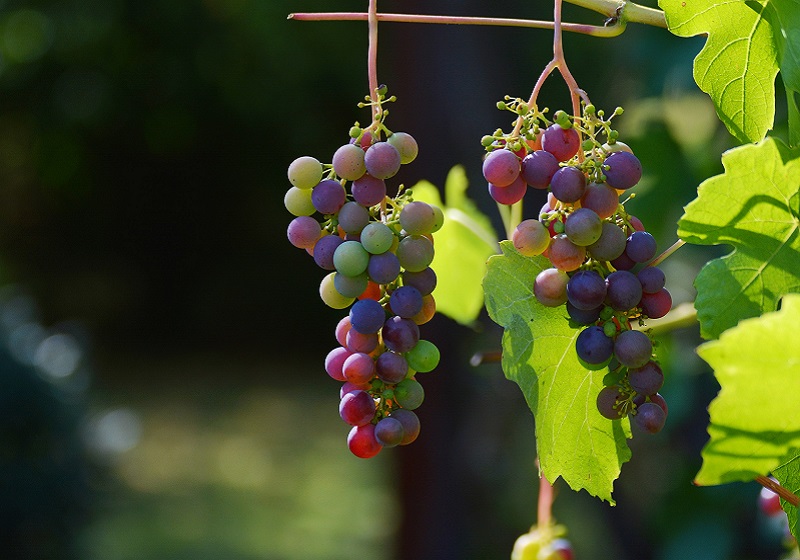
left=483, top=242, right=631, bottom=504
left=694, top=294, right=800, bottom=485
left=659, top=0, right=779, bottom=143
left=765, top=0, right=800, bottom=145
left=773, top=449, right=800, bottom=541
left=677, top=136, right=800, bottom=340
left=411, top=166, right=498, bottom=326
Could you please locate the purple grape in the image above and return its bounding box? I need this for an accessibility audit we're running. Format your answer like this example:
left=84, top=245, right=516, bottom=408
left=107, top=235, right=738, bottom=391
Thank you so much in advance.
left=390, top=409, right=421, bottom=445
left=610, top=251, right=636, bottom=271
left=339, top=390, right=376, bottom=426
left=625, top=231, right=657, bottom=263
left=541, top=123, right=580, bottom=162
left=605, top=270, right=643, bottom=312
left=482, top=148, right=520, bottom=187
left=400, top=201, right=437, bottom=235
left=628, top=360, right=664, bottom=396
left=364, top=141, right=401, bottom=179
left=576, top=325, right=614, bottom=365
left=396, top=235, right=434, bottom=272
left=352, top=174, right=387, bottom=207
left=640, top=288, right=672, bottom=319
left=567, top=270, right=607, bottom=310
left=367, top=252, right=401, bottom=284
left=613, top=330, right=652, bottom=368
left=311, top=179, right=346, bottom=215
left=389, top=285, right=423, bottom=319
left=633, top=401, right=666, bottom=433
left=349, top=298, right=386, bottom=334
left=325, top=346, right=351, bottom=381
left=287, top=216, right=321, bottom=249
left=637, top=266, right=666, bottom=294
left=564, top=208, right=602, bottom=246
left=376, top=351, right=408, bottom=384
left=534, top=267, right=569, bottom=307
left=313, top=234, right=344, bottom=270
left=566, top=301, right=602, bottom=325
left=547, top=235, right=586, bottom=272
left=332, top=143, right=366, bottom=181
left=596, top=386, right=625, bottom=419
left=338, top=201, right=370, bottom=234
left=488, top=174, right=528, bottom=205
left=345, top=329, right=378, bottom=354
left=342, top=351, right=376, bottom=384
left=604, top=151, right=642, bottom=190
left=580, top=182, right=620, bottom=219
left=520, top=150, right=559, bottom=189
left=402, top=267, right=437, bottom=296
left=347, top=423, right=382, bottom=458
left=382, top=316, right=420, bottom=353
left=550, top=166, right=586, bottom=203
left=374, top=417, right=405, bottom=447
left=587, top=222, right=627, bottom=262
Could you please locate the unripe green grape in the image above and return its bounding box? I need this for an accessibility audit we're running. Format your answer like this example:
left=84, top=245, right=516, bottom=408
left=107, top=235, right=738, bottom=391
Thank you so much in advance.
left=405, top=340, right=440, bottom=373
left=333, top=240, right=370, bottom=276
left=360, top=222, right=395, bottom=254
left=284, top=186, right=315, bottom=216
left=387, top=132, right=419, bottom=165
left=320, top=272, right=355, bottom=309
left=333, top=272, right=369, bottom=298
left=397, top=235, right=434, bottom=272
left=395, top=378, right=424, bottom=410
left=287, top=156, right=323, bottom=189
left=430, top=205, right=444, bottom=233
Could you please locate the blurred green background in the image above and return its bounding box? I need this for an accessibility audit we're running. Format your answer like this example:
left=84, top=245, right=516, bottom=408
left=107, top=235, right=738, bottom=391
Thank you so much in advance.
left=0, top=0, right=793, bottom=559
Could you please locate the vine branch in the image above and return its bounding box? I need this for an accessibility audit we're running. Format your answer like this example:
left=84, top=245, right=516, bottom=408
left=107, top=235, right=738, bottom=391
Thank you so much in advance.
left=756, top=475, right=800, bottom=508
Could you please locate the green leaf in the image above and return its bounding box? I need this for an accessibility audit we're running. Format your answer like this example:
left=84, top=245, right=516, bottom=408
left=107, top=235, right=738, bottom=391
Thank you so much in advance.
left=411, top=166, right=498, bottom=326
left=773, top=449, right=800, bottom=540
left=659, top=0, right=779, bottom=143
left=694, top=294, right=800, bottom=485
left=483, top=242, right=631, bottom=504
left=765, top=0, right=800, bottom=145
left=677, top=136, right=800, bottom=340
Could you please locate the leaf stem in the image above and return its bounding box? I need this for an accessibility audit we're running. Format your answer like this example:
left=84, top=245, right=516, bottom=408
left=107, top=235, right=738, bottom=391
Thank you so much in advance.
left=756, top=474, right=800, bottom=508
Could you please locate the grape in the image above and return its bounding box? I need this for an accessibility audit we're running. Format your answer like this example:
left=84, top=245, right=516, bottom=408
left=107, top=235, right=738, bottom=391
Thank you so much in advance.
left=567, top=301, right=602, bottom=325
left=375, top=417, right=405, bottom=447
left=359, top=281, right=382, bottom=301
left=402, top=267, right=437, bottom=296
left=335, top=316, right=351, bottom=346
left=313, top=235, right=345, bottom=270
left=287, top=216, right=321, bottom=249
left=564, top=208, right=603, bottom=246
left=387, top=131, right=418, bottom=164
left=546, top=538, right=575, bottom=560
left=320, top=273, right=355, bottom=309
left=360, top=221, right=395, bottom=254
left=637, top=266, right=666, bottom=294
left=633, top=402, right=666, bottom=433
left=349, top=298, right=386, bottom=334
left=625, top=231, right=657, bottom=263
left=576, top=325, right=614, bottom=365
left=758, top=486, right=784, bottom=517
left=311, top=179, right=347, bottom=215
left=550, top=166, right=586, bottom=203
left=340, top=381, right=369, bottom=399
left=400, top=201, right=437, bottom=235
left=339, top=390, right=376, bottom=426
left=587, top=222, right=627, bottom=262
left=610, top=251, right=636, bottom=271
left=332, top=143, right=367, bottom=181
left=284, top=186, right=316, bottom=216
left=390, top=409, right=421, bottom=445
left=603, top=150, right=642, bottom=190
left=287, top=155, right=323, bottom=189
left=548, top=235, right=586, bottom=272
left=352, top=174, right=387, bottom=207
left=605, top=270, right=643, bottom=312
left=345, top=328, right=379, bottom=354
left=342, top=352, right=376, bottom=384
left=534, top=268, right=569, bottom=307
left=520, top=150, right=559, bottom=188
left=541, top=123, right=580, bottom=162
left=580, top=182, right=619, bottom=219
left=347, top=423, right=383, bottom=458
left=489, top=174, right=528, bottom=205
left=482, top=148, right=520, bottom=187
left=411, top=294, right=437, bottom=325
left=333, top=272, right=368, bottom=298
left=596, top=385, right=625, bottom=419
left=333, top=240, right=370, bottom=276
left=430, top=205, right=445, bottom=233
left=376, top=351, right=408, bottom=384
left=338, top=201, right=370, bottom=234
left=396, top=234, right=434, bottom=272
left=628, top=215, right=645, bottom=232
left=367, top=252, right=401, bottom=284
left=640, top=288, right=672, bottom=319
left=512, top=219, right=550, bottom=257
left=389, top=285, right=423, bottom=318
left=634, top=392, right=668, bottom=415
left=603, top=140, right=633, bottom=154
left=613, top=330, right=652, bottom=368
left=628, top=360, right=663, bottom=396
left=364, top=141, right=402, bottom=179
left=382, top=316, right=420, bottom=353
left=395, top=378, right=425, bottom=410
left=325, top=346, right=351, bottom=381
left=567, top=270, right=607, bottom=310
left=406, top=339, right=440, bottom=373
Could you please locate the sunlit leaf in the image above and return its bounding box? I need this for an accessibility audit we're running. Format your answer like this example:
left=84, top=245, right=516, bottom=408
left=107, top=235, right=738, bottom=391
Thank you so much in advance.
left=773, top=449, right=800, bottom=540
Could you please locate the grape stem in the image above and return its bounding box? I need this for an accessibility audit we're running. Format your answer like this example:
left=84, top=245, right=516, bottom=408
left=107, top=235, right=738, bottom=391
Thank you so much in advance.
left=538, top=471, right=555, bottom=526
left=637, top=301, right=698, bottom=335
left=648, top=239, right=686, bottom=268
left=367, top=0, right=380, bottom=126
left=756, top=475, right=800, bottom=508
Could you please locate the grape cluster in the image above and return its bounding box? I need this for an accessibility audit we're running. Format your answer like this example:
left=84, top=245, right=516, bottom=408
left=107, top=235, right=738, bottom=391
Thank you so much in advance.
left=482, top=101, right=672, bottom=434
left=511, top=523, right=574, bottom=560
left=284, top=92, right=442, bottom=458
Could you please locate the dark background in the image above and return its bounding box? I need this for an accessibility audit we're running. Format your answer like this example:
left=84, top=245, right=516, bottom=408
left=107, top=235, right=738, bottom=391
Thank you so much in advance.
left=0, top=0, right=793, bottom=559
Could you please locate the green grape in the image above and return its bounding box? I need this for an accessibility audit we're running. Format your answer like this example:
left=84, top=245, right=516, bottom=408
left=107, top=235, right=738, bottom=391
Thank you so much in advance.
left=396, top=235, right=434, bottom=272
left=394, top=378, right=424, bottom=410
left=287, top=155, right=323, bottom=189
left=284, top=186, right=316, bottom=217
left=319, top=272, right=355, bottom=309
left=333, top=240, right=370, bottom=276
left=405, top=340, right=439, bottom=373
left=360, top=222, right=395, bottom=254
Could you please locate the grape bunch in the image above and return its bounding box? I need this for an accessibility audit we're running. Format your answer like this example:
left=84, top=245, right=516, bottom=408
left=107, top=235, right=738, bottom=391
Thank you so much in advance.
left=482, top=100, right=672, bottom=434
left=511, top=523, right=574, bottom=560
left=284, top=90, right=442, bottom=458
